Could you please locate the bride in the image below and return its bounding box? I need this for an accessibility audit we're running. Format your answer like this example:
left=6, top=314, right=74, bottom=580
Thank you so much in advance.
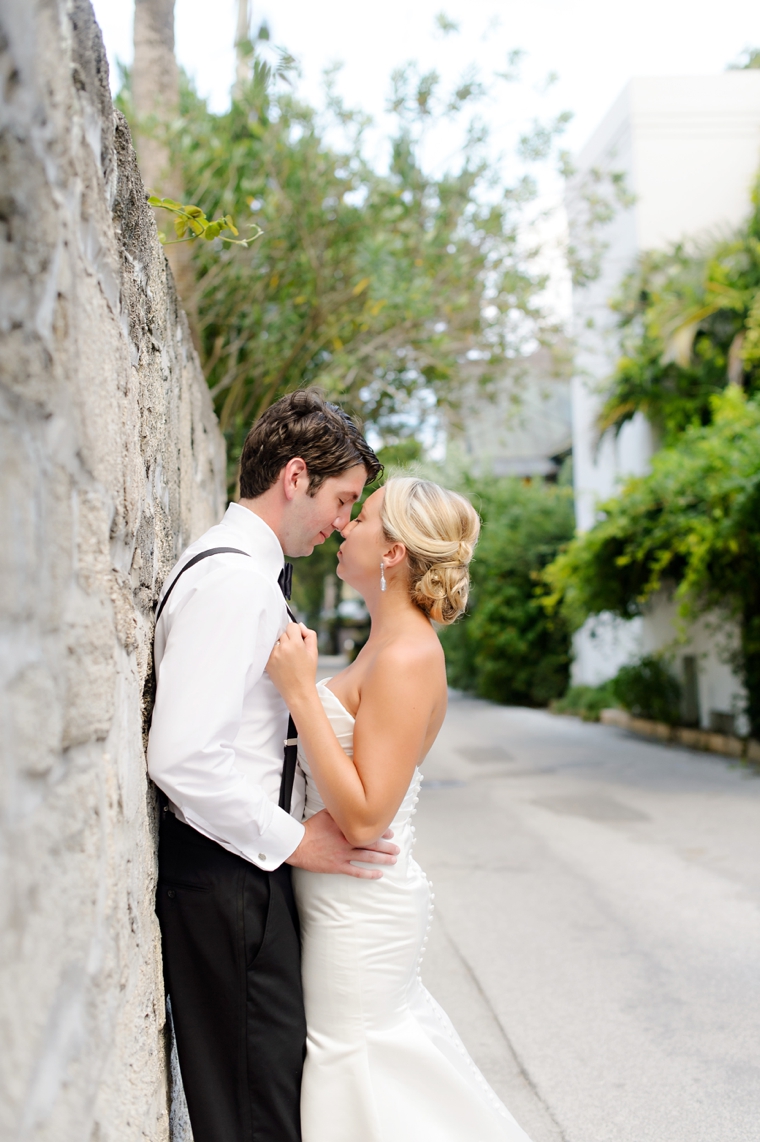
left=267, top=476, right=532, bottom=1142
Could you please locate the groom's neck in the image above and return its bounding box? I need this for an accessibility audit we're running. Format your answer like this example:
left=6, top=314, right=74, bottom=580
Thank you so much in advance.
left=238, top=494, right=288, bottom=549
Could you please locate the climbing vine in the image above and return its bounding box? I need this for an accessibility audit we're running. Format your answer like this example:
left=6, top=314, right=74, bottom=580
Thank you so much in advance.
left=544, top=387, right=760, bottom=737
left=599, top=178, right=760, bottom=442
left=147, top=196, right=261, bottom=247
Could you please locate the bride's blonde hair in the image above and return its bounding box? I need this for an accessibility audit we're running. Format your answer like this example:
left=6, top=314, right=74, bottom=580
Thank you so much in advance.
left=380, top=477, right=480, bottom=625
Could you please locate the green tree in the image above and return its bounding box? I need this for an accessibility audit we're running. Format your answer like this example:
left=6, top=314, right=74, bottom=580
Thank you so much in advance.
left=440, top=477, right=575, bottom=705
left=133, top=41, right=567, bottom=486
left=544, top=387, right=760, bottom=737
left=599, top=179, right=760, bottom=442
left=727, top=47, right=760, bottom=70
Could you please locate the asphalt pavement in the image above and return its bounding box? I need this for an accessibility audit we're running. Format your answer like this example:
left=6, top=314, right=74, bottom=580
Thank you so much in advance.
left=415, top=693, right=760, bottom=1142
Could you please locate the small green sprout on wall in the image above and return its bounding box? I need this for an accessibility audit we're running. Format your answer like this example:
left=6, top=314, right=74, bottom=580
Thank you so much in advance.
left=147, top=196, right=263, bottom=247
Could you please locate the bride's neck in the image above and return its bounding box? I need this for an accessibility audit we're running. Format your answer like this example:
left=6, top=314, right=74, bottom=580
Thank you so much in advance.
left=363, top=581, right=427, bottom=635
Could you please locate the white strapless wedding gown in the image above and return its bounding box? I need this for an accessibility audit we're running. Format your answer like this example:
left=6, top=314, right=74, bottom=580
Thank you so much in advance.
left=292, top=679, right=533, bottom=1142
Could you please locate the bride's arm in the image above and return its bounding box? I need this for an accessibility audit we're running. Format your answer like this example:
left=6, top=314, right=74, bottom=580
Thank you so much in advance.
left=267, top=624, right=443, bottom=847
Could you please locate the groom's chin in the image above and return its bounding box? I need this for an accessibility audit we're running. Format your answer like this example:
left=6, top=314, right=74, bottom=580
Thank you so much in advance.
left=283, top=541, right=314, bottom=559
left=294, top=532, right=329, bottom=557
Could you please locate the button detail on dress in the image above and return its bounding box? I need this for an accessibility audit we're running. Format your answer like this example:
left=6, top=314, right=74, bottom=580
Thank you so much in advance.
left=258, top=853, right=267, bottom=862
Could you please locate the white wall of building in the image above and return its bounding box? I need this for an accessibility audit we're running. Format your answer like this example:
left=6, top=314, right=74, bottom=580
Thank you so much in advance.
left=459, top=349, right=573, bottom=479
left=639, top=595, right=747, bottom=736
left=568, top=73, right=760, bottom=730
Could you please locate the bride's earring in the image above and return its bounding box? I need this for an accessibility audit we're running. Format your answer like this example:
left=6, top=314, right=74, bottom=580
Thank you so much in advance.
left=380, top=561, right=387, bottom=592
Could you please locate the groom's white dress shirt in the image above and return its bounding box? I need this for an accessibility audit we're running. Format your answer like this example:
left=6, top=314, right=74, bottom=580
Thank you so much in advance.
left=147, top=503, right=306, bottom=871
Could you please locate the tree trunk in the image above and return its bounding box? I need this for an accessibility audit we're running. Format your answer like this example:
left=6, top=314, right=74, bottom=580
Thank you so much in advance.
left=132, top=0, right=199, bottom=345
left=234, top=0, right=252, bottom=96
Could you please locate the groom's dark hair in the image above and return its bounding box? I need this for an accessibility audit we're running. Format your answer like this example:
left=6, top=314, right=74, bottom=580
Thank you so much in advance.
left=239, top=389, right=382, bottom=499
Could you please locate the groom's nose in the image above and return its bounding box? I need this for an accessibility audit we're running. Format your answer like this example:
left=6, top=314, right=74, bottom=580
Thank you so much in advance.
left=334, top=504, right=353, bottom=530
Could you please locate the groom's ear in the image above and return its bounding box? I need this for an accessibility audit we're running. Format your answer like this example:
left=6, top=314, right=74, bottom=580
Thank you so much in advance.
left=382, top=542, right=407, bottom=569
left=281, top=457, right=309, bottom=501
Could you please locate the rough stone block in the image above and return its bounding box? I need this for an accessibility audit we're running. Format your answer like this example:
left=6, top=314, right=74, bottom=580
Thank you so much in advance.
left=675, top=726, right=705, bottom=750
left=599, top=708, right=630, bottom=728
left=0, top=2, right=225, bottom=1138
left=706, top=732, right=743, bottom=759
left=629, top=716, right=674, bottom=741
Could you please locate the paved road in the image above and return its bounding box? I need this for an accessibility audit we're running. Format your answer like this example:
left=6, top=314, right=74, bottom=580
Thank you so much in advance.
left=415, top=693, right=760, bottom=1142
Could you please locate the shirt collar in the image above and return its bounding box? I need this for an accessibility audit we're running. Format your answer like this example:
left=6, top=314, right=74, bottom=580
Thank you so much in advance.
left=222, top=503, right=285, bottom=582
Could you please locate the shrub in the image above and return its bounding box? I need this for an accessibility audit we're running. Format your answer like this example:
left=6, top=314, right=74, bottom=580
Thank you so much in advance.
left=440, top=478, right=575, bottom=706
left=611, top=655, right=682, bottom=724
left=551, top=683, right=619, bottom=721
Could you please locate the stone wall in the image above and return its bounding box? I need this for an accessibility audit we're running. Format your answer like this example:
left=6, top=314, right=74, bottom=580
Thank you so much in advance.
left=0, top=2, right=225, bottom=1138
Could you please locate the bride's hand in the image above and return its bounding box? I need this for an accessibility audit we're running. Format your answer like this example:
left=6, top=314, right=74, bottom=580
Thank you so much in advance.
left=267, top=622, right=319, bottom=701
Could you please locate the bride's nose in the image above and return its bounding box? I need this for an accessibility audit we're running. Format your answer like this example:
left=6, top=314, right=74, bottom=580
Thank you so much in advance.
left=341, top=518, right=357, bottom=539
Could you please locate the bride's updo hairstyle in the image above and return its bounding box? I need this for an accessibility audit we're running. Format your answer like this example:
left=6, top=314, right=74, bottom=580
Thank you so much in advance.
left=380, top=477, right=480, bottom=625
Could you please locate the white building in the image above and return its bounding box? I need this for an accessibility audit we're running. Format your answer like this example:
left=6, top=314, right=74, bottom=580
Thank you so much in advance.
left=457, top=347, right=573, bottom=479
left=569, top=72, right=760, bottom=734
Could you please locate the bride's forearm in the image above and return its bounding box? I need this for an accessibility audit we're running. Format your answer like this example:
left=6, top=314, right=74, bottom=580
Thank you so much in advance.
left=286, top=689, right=375, bottom=844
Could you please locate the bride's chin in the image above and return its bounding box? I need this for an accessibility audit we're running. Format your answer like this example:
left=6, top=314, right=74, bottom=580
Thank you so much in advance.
left=336, top=565, right=363, bottom=597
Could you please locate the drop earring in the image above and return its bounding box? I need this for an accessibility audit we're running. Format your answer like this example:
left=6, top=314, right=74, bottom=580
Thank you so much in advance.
left=380, top=561, right=387, bottom=592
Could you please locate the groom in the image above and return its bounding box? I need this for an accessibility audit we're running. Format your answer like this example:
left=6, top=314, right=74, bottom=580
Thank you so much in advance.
left=148, top=391, right=395, bottom=1142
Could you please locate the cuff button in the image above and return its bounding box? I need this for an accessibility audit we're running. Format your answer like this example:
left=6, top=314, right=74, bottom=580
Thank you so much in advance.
left=258, top=853, right=267, bottom=862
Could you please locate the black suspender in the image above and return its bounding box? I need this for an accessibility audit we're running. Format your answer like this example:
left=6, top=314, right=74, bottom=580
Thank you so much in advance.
left=279, top=593, right=299, bottom=814
left=279, top=662, right=299, bottom=814
left=154, top=547, right=299, bottom=815
left=155, top=547, right=250, bottom=623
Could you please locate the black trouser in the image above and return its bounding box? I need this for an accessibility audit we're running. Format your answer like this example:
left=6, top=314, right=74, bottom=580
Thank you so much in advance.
left=156, top=811, right=306, bottom=1142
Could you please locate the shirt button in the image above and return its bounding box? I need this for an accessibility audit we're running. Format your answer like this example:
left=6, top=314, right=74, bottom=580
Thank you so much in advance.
left=258, top=853, right=267, bottom=862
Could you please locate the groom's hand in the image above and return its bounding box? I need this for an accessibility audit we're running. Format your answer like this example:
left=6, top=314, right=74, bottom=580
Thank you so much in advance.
left=286, top=809, right=399, bottom=879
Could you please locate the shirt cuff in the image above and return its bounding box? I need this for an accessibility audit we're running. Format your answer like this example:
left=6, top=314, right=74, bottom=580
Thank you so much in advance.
left=248, top=808, right=305, bottom=871
left=177, top=803, right=305, bottom=872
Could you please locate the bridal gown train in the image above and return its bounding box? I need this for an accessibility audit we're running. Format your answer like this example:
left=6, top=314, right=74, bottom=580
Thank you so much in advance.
left=292, top=679, right=533, bottom=1142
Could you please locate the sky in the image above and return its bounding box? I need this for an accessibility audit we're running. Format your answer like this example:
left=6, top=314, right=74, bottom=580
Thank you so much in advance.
left=93, top=0, right=760, bottom=160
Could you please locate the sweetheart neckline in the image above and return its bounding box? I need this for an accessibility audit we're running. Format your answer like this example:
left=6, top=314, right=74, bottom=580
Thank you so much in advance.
left=317, top=677, right=357, bottom=723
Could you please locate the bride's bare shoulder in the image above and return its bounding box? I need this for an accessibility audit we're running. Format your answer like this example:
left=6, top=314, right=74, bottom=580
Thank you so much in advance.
left=367, top=628, right=445, bottom=685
